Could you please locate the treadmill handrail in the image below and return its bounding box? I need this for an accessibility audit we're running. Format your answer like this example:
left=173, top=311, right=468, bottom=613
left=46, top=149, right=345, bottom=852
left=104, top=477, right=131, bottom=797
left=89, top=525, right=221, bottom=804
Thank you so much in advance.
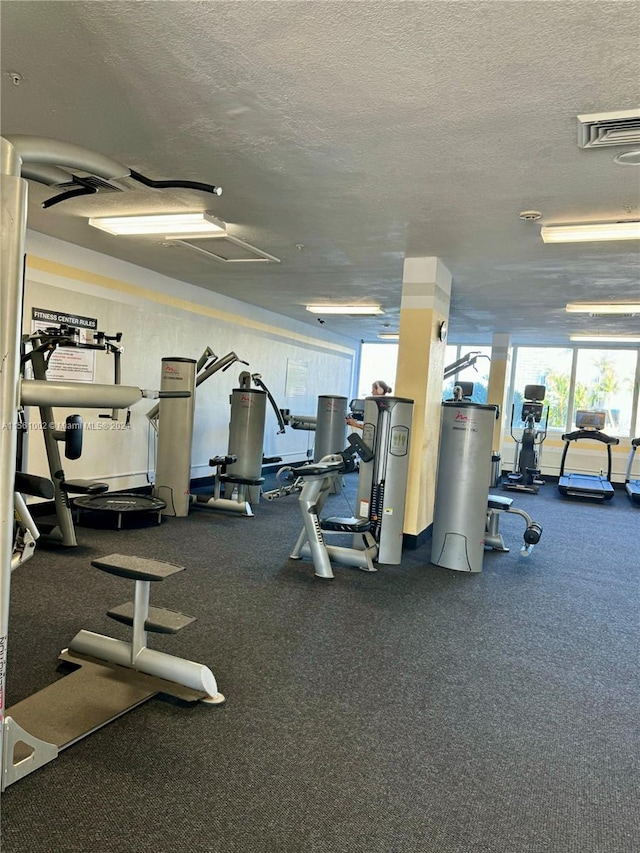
left=561, top=429, right=619, bottom=446
left=625, top=439, right=639, bottom=482
left=559, top=430, right=617, bottom=481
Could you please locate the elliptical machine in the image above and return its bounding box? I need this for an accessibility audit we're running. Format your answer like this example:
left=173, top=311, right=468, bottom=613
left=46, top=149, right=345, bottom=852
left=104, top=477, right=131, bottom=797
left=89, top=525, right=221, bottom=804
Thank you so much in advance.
left=504, top=384, right=548, bottom=494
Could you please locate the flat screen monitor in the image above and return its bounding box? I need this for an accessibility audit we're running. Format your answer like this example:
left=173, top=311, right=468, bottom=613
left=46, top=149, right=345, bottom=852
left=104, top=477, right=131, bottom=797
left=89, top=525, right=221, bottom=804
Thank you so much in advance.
left=575, top=409, right=606, bottom=430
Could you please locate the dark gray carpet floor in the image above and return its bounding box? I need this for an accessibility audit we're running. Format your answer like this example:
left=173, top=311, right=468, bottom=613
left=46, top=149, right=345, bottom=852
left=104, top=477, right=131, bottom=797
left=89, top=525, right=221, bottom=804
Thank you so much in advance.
left=1, top=474, right=639, bottom=853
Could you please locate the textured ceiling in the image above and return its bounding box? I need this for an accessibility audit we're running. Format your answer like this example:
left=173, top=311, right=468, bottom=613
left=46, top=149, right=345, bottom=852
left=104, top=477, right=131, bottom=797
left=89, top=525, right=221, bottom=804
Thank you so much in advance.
left=1, top=1, right=639, bottom=345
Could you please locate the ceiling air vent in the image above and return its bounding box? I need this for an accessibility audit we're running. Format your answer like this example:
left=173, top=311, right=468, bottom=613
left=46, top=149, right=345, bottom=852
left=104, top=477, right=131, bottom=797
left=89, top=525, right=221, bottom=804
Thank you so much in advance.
left=588, top=312, right=637, bottom=318
left=75, top=175, right=124, bottom=192
left=577, top=109, right=640, bottom=148
left=175, top=234, right=280, bottom=264
left=55, top=174, right=125, bottom=192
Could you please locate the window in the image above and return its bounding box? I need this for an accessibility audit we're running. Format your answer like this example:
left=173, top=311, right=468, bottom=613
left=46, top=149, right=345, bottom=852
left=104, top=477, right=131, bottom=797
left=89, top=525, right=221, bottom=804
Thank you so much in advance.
left=359, top=343, right=492, bottom=401
left=511, top=348, right=573, bottom=429
left=358, top=343, right=398, bottom=397
left=443, top=345, right=491, bottom=403
left=573, top=349, right=637, bottom=437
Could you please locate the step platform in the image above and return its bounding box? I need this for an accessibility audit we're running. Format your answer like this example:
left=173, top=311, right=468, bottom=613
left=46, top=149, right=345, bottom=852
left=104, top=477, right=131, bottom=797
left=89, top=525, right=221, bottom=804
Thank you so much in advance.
left=91, top=553, right=184, bottom=581
left=107, top=602, right=196, bottom=634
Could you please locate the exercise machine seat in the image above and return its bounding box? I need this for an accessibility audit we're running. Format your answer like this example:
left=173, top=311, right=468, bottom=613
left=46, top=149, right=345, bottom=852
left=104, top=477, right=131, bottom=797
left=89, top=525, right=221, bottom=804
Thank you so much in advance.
left=63, top=479, right=109, bottom=495
left=321, top=516, right=371, bottom=533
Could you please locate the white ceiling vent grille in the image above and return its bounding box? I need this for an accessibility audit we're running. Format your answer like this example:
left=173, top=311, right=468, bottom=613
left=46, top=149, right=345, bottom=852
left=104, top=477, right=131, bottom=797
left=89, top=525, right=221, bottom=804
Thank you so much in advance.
left=588, top=312, right=638, bottom=318
left=577, top=109, right=640, bottom=148
left=175, top=234, right=280, bottom=264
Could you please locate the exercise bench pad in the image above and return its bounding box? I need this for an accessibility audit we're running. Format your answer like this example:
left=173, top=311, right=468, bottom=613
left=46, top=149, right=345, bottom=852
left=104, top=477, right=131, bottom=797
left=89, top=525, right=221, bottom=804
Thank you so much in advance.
left=92, top=554, right=185, bottom=582
left=488, top=495, right=513, bottom=510
left=218, top=474, right=265, bottom=486
left=321, top=516, right=372, bottom=533
left=63, top=479, right=109, bottom=495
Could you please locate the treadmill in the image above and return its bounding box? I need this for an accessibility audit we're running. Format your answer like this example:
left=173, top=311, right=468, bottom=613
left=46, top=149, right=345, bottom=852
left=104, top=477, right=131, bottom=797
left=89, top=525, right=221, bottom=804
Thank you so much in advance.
left=558, top=410, right=619, bottom=501
left=624, top=437, right=640, bottom=505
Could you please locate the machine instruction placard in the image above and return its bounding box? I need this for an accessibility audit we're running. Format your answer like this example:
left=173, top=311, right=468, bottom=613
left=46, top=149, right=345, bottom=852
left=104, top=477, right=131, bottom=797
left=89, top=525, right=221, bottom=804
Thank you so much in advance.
left=30, top=307, right=98, bottom=383
left=285, top=359, right=309, bottom=398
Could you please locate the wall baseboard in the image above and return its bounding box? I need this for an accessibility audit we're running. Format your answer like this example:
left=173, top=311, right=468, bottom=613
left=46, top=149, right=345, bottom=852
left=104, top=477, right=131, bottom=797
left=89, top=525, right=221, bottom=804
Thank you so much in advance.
left=403, top=524, right=432, bottom=551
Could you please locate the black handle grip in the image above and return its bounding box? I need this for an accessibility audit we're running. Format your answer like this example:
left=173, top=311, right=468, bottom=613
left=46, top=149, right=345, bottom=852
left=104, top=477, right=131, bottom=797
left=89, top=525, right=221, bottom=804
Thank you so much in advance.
left=64, top=414, right=83, bottom=460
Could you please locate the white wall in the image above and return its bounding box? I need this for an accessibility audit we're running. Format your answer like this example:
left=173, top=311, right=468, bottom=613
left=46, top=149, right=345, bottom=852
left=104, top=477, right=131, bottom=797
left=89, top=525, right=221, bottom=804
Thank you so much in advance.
left=23, top=232, right=357, bottom=491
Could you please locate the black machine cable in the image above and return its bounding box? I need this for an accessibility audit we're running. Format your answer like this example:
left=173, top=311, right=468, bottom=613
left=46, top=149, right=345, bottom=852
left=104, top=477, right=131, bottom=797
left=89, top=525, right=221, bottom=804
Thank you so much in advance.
left=42, top=184, right=97, bottom=208
left=128, top=169, right=222, bottom=196
left=40, top=169, right=222, bottom=209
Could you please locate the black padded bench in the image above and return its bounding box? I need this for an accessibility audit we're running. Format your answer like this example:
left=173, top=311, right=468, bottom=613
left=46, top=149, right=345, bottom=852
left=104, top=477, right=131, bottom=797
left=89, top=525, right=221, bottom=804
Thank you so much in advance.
left=210, top=454, right=264, bottom=491
left=488, top=494, right=513, bottom=511
left=321, top=516, right=372, bottom=533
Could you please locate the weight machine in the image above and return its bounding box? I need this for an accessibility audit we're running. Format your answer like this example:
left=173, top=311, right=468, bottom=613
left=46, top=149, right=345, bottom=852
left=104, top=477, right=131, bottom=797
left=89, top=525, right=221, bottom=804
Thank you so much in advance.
left=193, top=371, right=286, bottom=517
left=268, top=396, right=414, bottom=577
left=431, top=401, right=543, bottom=573
left=1, top=134, right=226, bottom=788
left=150, top=352, right=249, bottom=516
left=20, top=324, right=126, bottom=545
left=288, top=435, right=378, bottom=578
left=263, top=395, right=357, bottom=507
left=280, top=395, right=349, bottom=494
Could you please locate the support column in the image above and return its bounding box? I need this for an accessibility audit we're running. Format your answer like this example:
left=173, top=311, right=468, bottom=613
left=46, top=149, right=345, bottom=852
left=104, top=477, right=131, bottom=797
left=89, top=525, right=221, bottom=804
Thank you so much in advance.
left=486, top=334, right=512, bottom=455
left=394, top=257, right=451, bottom=541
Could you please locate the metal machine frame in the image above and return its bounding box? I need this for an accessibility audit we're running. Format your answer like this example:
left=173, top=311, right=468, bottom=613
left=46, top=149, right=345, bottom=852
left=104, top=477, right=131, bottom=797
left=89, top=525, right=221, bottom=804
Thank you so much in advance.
left=1, top=134, right=225, bottom=789
left=624, top=438, right=640, bottom=505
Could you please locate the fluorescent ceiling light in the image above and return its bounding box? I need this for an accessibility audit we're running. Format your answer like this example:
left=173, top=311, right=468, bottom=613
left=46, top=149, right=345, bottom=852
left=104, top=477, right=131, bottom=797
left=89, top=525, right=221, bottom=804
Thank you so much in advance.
left=88, top=212, right=226, bottom=237
left=565, top=303, right=640, bottom=315
left=541, top=221, right=640, bottom=243
left=570, top=335, right=640, bottom=343
left=378, top=333, right=399, bottom=340
left=305, top=305, right=384, bottom=316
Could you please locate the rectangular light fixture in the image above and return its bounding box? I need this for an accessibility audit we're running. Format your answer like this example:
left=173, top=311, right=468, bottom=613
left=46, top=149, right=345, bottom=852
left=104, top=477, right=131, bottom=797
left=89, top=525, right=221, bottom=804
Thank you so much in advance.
left=88, top=212, right=226, bottom=237
left=566, top=303, right=640, bottom=315
left=541, top=221, right=640, bottom=243
left=570, top=335, right=640, bottom=343
left=305, top=305, right=384, bottom=316
left=377, top=333, right=399, bottom=340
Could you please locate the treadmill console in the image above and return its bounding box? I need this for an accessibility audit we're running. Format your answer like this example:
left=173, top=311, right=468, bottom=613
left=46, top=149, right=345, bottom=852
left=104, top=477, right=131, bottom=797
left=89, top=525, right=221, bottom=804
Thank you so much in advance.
left=575, top=409, right=606, bottom=431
